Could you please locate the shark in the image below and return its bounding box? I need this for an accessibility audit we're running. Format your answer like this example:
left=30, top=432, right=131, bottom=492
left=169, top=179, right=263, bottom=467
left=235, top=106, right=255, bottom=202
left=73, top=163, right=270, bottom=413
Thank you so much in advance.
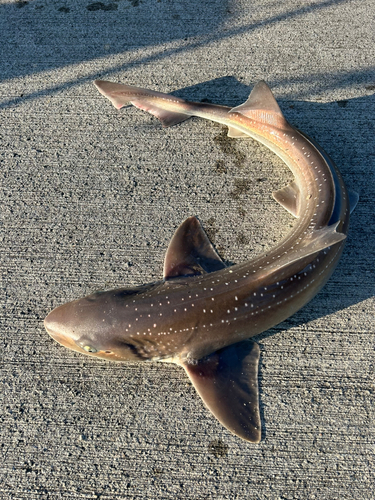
left=44, top=80, right=357, bottom=443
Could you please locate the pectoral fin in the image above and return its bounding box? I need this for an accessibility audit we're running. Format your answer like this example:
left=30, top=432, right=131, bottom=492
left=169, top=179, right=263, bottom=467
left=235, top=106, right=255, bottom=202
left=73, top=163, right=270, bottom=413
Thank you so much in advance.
left=182, top=341, right=261, bottom=443
left=260, top=222, right=346, bottom=278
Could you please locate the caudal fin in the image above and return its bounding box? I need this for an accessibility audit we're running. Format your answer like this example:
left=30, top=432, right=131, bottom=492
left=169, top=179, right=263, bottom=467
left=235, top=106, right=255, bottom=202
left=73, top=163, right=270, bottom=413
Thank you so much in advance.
left=94, top=80, right=191, bottom=127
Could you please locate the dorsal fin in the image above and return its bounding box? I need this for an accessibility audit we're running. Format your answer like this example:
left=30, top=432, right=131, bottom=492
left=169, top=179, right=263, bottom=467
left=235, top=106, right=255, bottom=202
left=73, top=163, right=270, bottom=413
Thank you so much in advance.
left=163, top=217, right=226, bottom=279
left=231, top=81, right=283, bottom=116
left=272, top=180, right=301, bottom=217
left=230, top=81, right=288, bottom=129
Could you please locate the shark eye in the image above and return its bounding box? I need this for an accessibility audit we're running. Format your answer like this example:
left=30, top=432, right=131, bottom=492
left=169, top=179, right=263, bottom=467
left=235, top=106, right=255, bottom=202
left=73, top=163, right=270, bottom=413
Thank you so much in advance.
left=83, top=345, right=98, bottom=353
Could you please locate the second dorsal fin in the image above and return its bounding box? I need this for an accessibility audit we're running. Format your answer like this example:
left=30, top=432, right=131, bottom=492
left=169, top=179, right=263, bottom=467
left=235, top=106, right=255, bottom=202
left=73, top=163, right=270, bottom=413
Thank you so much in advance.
left=230, top=81, right=288, bottom=129
left=272, top=181, right=301, bottom=217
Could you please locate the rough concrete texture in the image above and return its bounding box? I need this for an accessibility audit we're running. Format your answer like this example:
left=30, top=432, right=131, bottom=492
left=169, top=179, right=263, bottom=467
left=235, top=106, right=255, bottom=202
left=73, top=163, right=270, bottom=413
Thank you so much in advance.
left=0, top=0, right=374, bottom=498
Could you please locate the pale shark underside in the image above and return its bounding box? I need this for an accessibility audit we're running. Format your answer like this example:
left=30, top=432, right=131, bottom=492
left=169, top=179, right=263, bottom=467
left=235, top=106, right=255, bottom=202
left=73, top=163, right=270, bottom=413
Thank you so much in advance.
left=44, top=80, right=357, bottom=442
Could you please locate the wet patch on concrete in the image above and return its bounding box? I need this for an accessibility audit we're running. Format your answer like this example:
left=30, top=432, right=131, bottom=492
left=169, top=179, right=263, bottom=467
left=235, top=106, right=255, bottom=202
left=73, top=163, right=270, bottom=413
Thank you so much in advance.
left=86, top=2, right=118, bottom=11
left=337, top=100, right=348, bottom=108
left=214, top=160, right=227, bottom=174
left=236, top=231, right=250, bottom=245
left=213, top=128, right=246, bottom=169
left=237, top=207, right=247, bottom=219
left=204, top=217, right=218, bottom=244
left=208, top=440, right=229, bottom=458
left=229, top=178, right=252, bottom=199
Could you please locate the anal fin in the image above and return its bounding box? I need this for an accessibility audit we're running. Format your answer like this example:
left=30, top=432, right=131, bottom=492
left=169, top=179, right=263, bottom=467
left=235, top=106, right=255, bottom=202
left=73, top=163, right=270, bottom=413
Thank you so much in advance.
left=182, top=341, right=261, bottom=443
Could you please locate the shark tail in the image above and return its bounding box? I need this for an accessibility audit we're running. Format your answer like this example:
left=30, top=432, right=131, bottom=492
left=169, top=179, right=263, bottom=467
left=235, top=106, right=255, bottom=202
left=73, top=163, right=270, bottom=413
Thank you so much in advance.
left=94, top=80, right=192, bottom=127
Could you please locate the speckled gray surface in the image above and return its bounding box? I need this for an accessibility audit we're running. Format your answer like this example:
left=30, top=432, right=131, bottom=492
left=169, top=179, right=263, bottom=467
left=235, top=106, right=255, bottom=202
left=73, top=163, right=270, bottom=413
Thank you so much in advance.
left=0, top=0, right=374, bottom=498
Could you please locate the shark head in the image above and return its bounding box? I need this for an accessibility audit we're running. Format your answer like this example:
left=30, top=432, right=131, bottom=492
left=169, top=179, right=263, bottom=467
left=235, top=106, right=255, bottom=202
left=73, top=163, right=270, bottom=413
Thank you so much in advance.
left=44, top=216, right=228, bottom=363
left=44, top=288, right=150, bottom=362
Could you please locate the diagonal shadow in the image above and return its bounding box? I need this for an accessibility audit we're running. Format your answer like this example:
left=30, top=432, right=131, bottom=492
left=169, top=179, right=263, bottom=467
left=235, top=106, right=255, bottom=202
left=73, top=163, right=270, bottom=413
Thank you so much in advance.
left=0, top=0, right=366, bottom=109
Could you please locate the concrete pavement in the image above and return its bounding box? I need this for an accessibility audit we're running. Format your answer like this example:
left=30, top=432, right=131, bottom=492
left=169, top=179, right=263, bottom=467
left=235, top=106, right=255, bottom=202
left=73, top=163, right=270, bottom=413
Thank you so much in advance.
left=1, top=0, right=374, bottom=498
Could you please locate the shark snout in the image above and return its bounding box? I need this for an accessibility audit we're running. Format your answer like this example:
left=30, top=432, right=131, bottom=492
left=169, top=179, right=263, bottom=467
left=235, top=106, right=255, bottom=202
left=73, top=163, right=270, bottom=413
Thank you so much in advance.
left=44, top=303, right=80, bottom=349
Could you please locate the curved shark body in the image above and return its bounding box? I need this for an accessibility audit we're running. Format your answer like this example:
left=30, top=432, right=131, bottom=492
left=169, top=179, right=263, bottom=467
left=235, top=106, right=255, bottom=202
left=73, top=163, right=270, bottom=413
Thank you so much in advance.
left=44, top=80, right=357, bottom=442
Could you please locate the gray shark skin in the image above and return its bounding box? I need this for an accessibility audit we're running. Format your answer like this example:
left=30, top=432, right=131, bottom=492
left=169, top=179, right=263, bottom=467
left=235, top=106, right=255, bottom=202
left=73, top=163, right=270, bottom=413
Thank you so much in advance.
left=44, top=80, right=357, bottom=443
